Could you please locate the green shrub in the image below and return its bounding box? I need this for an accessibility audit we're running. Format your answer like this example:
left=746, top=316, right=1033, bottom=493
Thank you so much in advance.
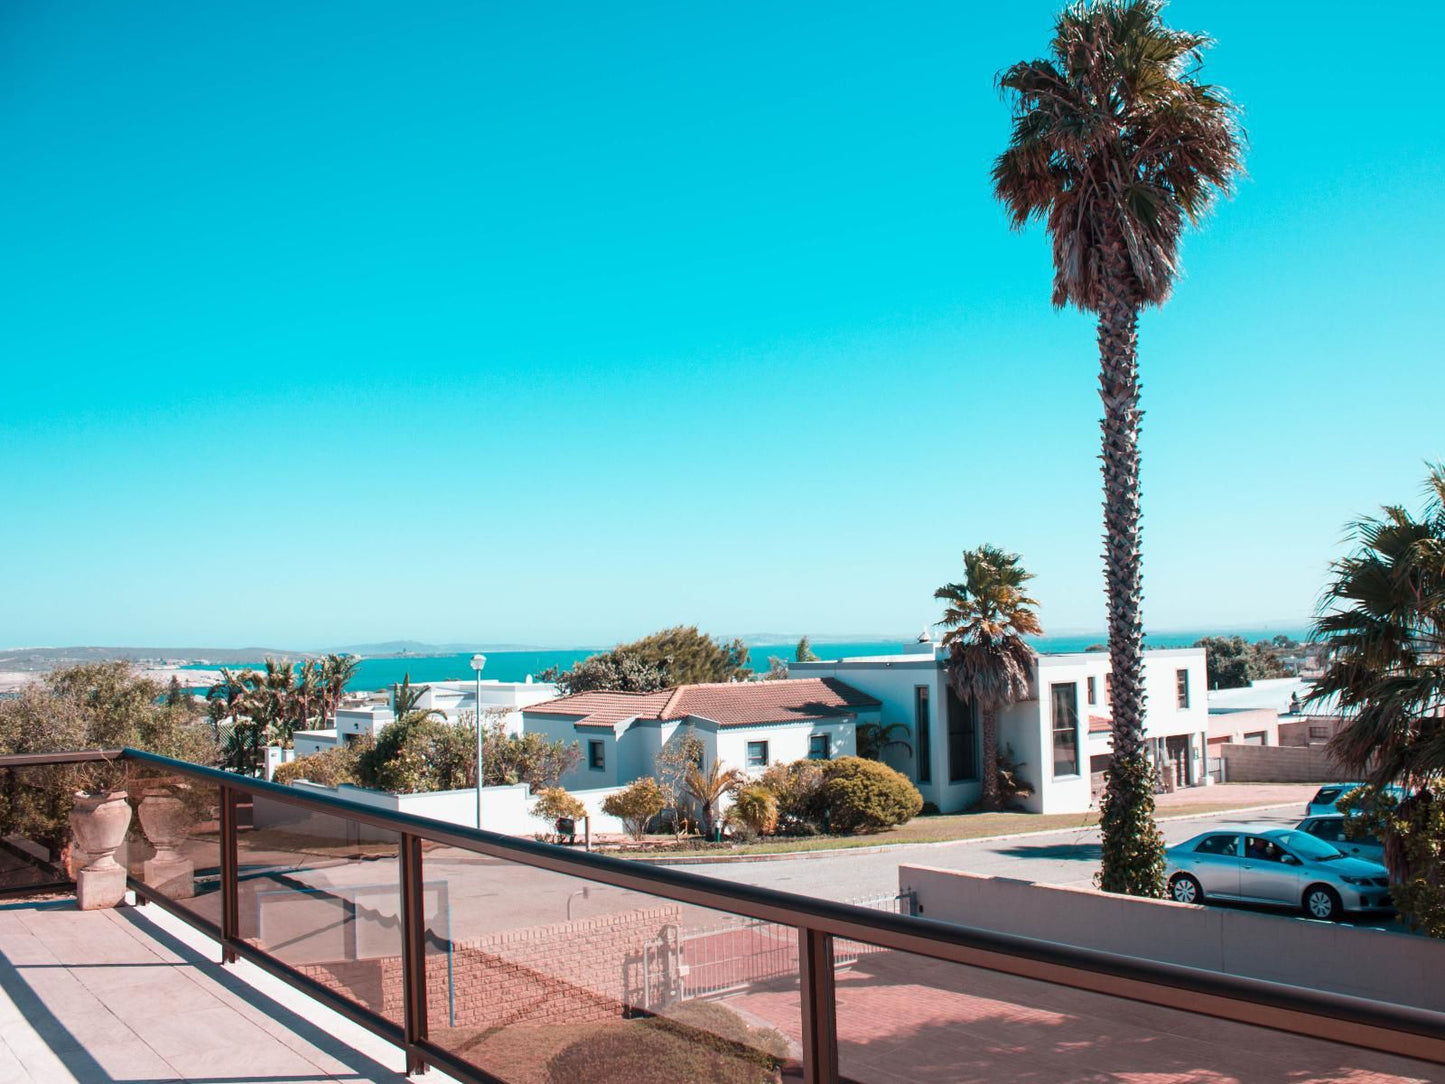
left=820, top=756, right=922, bottom=833
left=273, top=739, right=370, bottom=787
left=358, top=713, right=473, bottom=794
left=545, top=1001, right=787, bottom=1084
left=758, top=759, right=827, bottom=833
left=532, top=787, right=587, bottom=839
left=601, top=777, right=666, bottom=840
left=726, top=784, right=779, bottom=837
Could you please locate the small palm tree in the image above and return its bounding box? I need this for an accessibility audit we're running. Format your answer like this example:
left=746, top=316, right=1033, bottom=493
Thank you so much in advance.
left=295, top=660, right=321, bottom=732
left=935, top=546, right=1042, bottom=810
left=992, top=0, right=1242, bottom=894
left=684, top=760, right=744, bottom=838
left=856, top=721, right=913, bottom=762
left=392, top=673, right=427, bottom=716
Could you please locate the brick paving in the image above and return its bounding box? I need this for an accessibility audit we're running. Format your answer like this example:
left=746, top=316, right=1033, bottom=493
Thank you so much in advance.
left=727, top=950, right=1443, bottom=1084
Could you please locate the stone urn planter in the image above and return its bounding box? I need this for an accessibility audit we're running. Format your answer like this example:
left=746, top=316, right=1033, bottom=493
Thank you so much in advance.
left=70, top=790, right=132, bottom=910
left=137, top=786, right=195, bottom=899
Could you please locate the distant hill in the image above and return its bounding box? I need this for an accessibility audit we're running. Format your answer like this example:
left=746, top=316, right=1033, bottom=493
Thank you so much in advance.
left=0, top=646, right=315, bottom=672
left=334, top=641, right=552, bottom=657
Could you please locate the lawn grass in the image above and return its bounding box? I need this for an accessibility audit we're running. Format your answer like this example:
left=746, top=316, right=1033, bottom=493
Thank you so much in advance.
left=616, top=785, right=1306, bottom=859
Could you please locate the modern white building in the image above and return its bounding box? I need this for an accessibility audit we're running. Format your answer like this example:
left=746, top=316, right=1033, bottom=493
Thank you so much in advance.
left=791, top=642, right=1210, bottom=815
left=520, top=678, right=880, bottom=792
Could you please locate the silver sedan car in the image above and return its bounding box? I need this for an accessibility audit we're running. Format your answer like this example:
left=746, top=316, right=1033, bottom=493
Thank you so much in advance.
left=1165, top=825, right=1391, bottom=921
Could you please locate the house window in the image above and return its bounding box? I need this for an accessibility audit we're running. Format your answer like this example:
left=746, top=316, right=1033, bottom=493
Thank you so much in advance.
left=1051, top=683, right=1079, bottom=777
left=808, top=734, right=830, bottom=760
left=914, top=686, right=931, bottom=783
left=1308, top=725, right=1328, bottom=740
left=588, top=740, right=605, bottom=770
left=1086, top=676, right=1097, bottom=706
left=946, top=687, right=978, bottom=783
left=1176, top=669, right=1190, bottom=709
left=746, top=741, right=769, bottom=769
left=1104, top=673, right=1112, bottom=702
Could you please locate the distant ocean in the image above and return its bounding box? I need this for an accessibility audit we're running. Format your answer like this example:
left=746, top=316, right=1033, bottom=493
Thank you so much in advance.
left=182, top=627, right=1307, bottom=693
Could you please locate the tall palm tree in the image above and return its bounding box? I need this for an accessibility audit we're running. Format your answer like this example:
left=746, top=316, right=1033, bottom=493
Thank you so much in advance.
left=319, top=653, right=360, bottom=725
left=295, top=660, right=321, bottom=732
left=248, top=659, right=297, bottom=750
left=992, top=1, right=1242, bottom=893
left=935, top=546, right=1042, bottom=810
left=1311, top=466, right=1445, bottom=787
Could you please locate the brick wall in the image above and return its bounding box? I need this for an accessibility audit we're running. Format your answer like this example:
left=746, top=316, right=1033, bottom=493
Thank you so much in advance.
left=292, top=904, right=681, bottom=1030
left=1218, top=743, right=1354, bottom=783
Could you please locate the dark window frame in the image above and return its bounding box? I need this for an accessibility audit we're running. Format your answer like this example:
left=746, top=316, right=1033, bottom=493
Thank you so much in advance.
left=1050, top=682, right=1080, bottom=778
left=914, top=685, right=932, bottom=784
left=588, top=739, right=605, bottom=771
left=946, top=687, right=978, bottom=783
left=746, top=740, right=769, bottom=769
left=1086, top=676, right=1097, bottom=706
left=1176, top=668, right=1191, bottom=709
left=808, top=734, right=830, bottom=761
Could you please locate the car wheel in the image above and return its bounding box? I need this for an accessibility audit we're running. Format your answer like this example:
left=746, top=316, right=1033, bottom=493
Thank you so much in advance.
left=1304, top=884, right=1342, bottom=921
left=1169, top=874, right=1203, bottom=905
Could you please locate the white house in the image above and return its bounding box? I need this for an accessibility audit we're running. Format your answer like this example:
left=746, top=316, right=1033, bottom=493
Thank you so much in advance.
left=520, top=678, right=881, bottom=791
left=292, top=679, right=560, bottom=758
left=791, top=642, right=1210, bottom=815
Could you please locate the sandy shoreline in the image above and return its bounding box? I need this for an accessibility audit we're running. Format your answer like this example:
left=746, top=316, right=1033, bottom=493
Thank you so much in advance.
left=0, top=666, right=223, bottom=694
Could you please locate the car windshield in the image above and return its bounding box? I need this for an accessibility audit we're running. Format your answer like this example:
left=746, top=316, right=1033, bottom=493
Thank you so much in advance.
left=1275, top=830, right=1344, bottom=861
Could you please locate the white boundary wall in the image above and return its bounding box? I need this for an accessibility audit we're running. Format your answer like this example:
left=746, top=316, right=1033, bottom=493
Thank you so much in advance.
left=899, top=864, right=1445, bottom=1013
left=267, top=780, right=629, bottom=837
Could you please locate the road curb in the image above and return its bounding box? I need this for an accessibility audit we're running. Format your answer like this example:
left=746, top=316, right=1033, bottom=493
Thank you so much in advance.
left=623, top=799, right=1309, bottom=866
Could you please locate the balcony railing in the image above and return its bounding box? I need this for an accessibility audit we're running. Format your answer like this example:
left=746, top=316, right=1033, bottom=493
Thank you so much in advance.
left=3, top=747, right=1444, bottom=1083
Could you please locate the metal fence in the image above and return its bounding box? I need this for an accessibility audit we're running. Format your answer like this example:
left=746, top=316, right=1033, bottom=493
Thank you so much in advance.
left=3, top=748, right=1445, bottom=1084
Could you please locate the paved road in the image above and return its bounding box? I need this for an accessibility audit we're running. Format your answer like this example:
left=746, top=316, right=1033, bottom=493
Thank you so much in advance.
left=668, top=800, right=1410, bottom=933
left=668, top=804, right=1307, bottom=902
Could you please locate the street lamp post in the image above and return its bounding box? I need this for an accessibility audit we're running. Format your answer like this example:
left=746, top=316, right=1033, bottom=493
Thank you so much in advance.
left=470, top=653, right=487, bottom=829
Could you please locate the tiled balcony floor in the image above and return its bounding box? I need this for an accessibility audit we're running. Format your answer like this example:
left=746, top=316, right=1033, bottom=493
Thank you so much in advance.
left=0, top=896, right=447, bottom=1084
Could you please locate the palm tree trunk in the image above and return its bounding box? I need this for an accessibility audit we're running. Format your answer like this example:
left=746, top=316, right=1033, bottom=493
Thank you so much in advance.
left=981, top=706, right=1001, bottom=810
left=1095, top=224, right=1166, bottom=896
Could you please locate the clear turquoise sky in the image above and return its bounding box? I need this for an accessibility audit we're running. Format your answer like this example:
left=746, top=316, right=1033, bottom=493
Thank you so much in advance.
left=2, top=1, right=1442, bottom=649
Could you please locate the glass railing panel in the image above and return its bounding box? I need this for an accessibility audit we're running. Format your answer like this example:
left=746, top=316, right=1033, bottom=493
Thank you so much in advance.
left=122, top=760, right=223, bottom=930
left=418, top=842, right=802, bottom=1083
left=0, top=763, right=79, bottom=893
left=235, top=792, right=403, bottom=1024
left=832, top=941, right=1442, bottom=1083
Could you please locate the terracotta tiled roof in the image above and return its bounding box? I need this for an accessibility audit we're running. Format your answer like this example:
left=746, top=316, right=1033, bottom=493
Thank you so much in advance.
left=523, top=678, right=878, bottom=730
left=1088, top=714, right=1112, bottom=734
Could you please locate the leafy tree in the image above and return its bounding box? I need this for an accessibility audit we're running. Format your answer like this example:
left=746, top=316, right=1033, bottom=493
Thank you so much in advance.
left=358, top=711, right=469, bottom=793
left=992, top=0, right=1242, bottom=896
left=165, top=675, right=188, bottom=707
left=602, top=778, right=666, bottom=840
left=542, top=626, right=751, bottom=694
left=935, top=545, right=1042, bottom=810
left=1338, top=784, right=1445, bottom=937
left=654, top=725, right=705, bottom=838
left=532, top=787, right=587, bottom=841
left=795, top=636, right=820, bottom=663
left=480, top=716, right=581, bottom=792
left=763, top=657, right=789, bottom=681
left=538, top=649, right=669, bottom=696
left=1195, top=635, right=1287, bottom=690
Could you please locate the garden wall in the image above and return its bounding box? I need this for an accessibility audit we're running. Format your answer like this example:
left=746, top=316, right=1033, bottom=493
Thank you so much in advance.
left=899, top=865, right=1445, bottom=1012
left=296, top=904, right=681, bottom=1028
left=1218, top=743, right=1353, bottom=783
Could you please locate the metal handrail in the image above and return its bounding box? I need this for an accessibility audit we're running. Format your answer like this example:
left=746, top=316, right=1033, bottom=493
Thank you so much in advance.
left=7, top=748, right=1445, bottom=1078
